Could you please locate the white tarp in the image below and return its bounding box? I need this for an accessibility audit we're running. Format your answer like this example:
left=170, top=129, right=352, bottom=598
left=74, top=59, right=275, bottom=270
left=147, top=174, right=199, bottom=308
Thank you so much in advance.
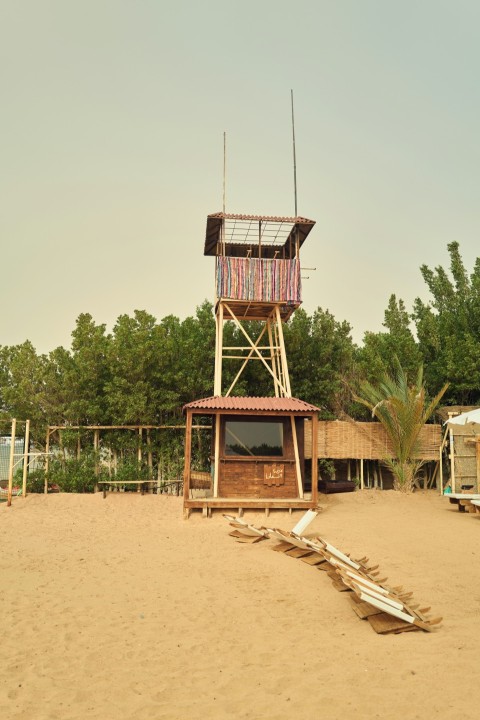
left=445, top=408, right=480, bottom=425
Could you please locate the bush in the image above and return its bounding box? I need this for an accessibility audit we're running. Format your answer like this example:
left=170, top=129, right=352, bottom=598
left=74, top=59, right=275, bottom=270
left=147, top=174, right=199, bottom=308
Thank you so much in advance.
left=47, top=454, right=108, bottom=493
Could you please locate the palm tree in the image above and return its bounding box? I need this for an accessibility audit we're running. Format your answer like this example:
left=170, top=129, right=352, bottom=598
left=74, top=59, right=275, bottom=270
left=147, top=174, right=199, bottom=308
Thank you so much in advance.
left=354, top=362, right=448, bottom=492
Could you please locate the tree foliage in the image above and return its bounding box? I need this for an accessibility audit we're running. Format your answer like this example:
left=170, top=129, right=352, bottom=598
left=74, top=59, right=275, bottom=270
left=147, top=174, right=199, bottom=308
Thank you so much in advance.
left=413, top=242, right=480, bottom=405
left=354, top=362, right=448, bottom=492
left=357, top=295, right=421, bottom=385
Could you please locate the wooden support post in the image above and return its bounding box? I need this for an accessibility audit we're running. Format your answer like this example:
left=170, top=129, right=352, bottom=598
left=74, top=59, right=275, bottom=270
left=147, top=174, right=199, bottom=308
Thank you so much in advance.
left=94, top=429, right=100, bottom=492
left=214, top=303, right=224, bottom=395
left=183, top=411, right=193, bottom=505
left=291, top=416, right=303, bottom=499
left=311, top=413, right=319, bottom=506
left=347, top=460, right=351, bottom=482
left=137, top=428, right=142, bottom=492
left=275, top=305, right=291, bottom=397
left=22, top=419, right=30, bottom=498
left=45, top=428, right=51, bottom=494
left=360, top=458, right=364, bottom=490
left=271, top=316, right=283, bottom=393
left=147, top=430, right=153, bottom=492
left=213, top=415, right=220, bottom=498
left=439, top=443, right=443, bottom=494
left=438, top=425, right=450, bottom=493
left=449, top=429, right=456, bottom=494
left=476, top=443, right=480, bottom=495
left=267, top=319, right=279, bottom=397
left=7, top=418, right=16, bottom=507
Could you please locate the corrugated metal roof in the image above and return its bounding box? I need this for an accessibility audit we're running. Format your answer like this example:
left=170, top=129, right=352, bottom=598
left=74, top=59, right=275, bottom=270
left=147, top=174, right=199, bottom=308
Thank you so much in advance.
left=184, top=396, right=320, bottom=413
left=208, top=212, right=315, bottom=224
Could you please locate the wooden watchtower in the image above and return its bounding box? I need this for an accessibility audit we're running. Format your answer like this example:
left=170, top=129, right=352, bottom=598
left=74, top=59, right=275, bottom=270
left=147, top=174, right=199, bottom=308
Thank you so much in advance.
left=183, top=212, right=319, bottom=516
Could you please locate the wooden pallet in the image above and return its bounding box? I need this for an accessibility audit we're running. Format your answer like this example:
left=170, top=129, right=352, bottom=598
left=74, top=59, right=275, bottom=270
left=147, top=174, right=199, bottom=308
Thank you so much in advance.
left=224, top=516, right=442, bottom=634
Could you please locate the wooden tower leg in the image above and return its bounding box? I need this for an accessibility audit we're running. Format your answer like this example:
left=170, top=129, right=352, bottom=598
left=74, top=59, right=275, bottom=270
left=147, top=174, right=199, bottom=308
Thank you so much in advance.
left=214, top=303, right=224, bottom=396
left=275, top=306, right=291, bottom=397
left=267, top=319, right=280, bottom=397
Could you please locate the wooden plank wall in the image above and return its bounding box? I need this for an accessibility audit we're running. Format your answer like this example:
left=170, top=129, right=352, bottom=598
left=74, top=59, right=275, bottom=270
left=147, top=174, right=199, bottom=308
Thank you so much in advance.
left=218, top=461, right=298, bottom=498
left=450, top=424, right=478, bottom=492
left=218, top=416, right=299, bottom=498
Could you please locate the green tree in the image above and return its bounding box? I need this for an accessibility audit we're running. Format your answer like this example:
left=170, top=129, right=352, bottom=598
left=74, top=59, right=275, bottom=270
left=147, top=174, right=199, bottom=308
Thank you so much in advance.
left=66, top=314, right=111, bottom=424
left=413, top=242, right=480, bottom=404
left=105, top=310, right=164, bottom=424
left=0, top=341, right=49, bottom=437
left=285, top=307, right=356, bottom=417
left=357, top=294, right=421, bottom=386
left=354, top=361, right=448, bottom=492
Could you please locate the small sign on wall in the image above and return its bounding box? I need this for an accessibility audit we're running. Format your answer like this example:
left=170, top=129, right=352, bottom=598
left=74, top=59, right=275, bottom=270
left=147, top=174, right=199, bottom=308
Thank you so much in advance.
left=264, top=463, right=285, bottom=487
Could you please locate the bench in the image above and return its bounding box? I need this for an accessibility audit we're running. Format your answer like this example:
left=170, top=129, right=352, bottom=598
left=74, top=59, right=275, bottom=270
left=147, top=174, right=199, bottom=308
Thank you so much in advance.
left=448, top=493, right=480, bottom=512
left=97, top=480, right=156, bottom=499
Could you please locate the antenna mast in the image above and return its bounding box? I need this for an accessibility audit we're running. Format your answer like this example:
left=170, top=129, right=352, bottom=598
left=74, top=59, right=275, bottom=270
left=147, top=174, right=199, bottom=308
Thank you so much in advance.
left=223, top=131, right=226, bottom=213
left=291, top=89, right=298, bottom=217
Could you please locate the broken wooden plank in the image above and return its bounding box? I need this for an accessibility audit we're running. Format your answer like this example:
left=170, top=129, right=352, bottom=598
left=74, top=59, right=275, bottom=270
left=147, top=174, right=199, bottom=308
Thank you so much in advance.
left=368, top=612, right=419, bottom=635
left=284, top=547, right=314, bottom=559
left=300, top=554, right=326, bottom=566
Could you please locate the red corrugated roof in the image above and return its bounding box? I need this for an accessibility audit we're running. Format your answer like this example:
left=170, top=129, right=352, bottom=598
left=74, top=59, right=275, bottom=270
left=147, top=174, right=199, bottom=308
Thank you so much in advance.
left=184, top=396, right=320, bottom=413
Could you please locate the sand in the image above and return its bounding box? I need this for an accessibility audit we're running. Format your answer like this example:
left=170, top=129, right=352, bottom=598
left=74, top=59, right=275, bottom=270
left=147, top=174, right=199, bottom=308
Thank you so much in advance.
left=1, top=490, right=479, bottom=720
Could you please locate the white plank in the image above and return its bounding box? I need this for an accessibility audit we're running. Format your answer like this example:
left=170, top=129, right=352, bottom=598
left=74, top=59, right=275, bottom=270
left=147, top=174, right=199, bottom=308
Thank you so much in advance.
left=325, top=542, right=360, bottom=570
left=358, top=591, right=415, bottom=623
left=292, top=509, right=318, bottom=536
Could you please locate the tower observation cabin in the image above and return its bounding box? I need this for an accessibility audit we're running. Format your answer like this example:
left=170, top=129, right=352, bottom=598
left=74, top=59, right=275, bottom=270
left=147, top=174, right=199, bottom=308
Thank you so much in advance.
left=183, top=212, right=320, bottom=516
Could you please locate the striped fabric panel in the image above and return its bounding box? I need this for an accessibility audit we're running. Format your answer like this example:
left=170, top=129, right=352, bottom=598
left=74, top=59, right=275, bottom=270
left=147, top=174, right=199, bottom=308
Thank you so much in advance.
left=216, top=257, right=301, bottom=303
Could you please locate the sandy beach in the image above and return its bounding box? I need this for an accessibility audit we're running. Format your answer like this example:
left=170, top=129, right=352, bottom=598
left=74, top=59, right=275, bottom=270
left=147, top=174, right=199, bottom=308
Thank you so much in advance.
left=1, top=490, right=479, bottom=720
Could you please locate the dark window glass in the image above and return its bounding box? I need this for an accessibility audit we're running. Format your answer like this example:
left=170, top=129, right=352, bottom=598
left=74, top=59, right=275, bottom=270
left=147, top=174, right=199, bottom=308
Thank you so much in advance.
left=225, top=421, right=283, bottom=457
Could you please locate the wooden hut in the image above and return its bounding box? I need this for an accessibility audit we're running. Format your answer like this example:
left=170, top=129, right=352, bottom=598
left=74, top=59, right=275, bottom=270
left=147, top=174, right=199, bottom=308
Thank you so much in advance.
left=183, top=396, right=319, bottom=515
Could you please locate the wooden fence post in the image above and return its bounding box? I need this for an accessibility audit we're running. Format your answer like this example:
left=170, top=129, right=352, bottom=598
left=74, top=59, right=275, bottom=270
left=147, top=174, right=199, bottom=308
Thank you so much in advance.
left=7, top=418, right=16, bottom=507
left=22, top=419, right=30, bottom=498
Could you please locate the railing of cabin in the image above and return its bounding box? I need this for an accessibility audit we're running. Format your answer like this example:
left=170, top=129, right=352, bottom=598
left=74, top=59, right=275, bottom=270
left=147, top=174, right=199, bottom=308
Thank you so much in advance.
left=216, top=257, right=301, bottom=303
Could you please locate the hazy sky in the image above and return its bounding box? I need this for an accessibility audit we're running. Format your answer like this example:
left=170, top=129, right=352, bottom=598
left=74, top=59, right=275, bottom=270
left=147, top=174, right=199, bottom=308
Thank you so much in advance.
left=2, top=1, right=479, bottom=354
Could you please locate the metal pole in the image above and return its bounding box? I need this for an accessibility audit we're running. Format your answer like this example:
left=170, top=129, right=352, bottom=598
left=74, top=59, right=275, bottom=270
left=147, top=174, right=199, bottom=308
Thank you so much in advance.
left=223, top=131, right=226, bottom=214
left=291, top=89, right=298, bottom=217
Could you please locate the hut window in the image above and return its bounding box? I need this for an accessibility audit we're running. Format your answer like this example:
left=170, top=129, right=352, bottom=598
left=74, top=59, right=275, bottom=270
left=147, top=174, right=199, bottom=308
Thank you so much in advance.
left=224, top=421, right=283, bottom=457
